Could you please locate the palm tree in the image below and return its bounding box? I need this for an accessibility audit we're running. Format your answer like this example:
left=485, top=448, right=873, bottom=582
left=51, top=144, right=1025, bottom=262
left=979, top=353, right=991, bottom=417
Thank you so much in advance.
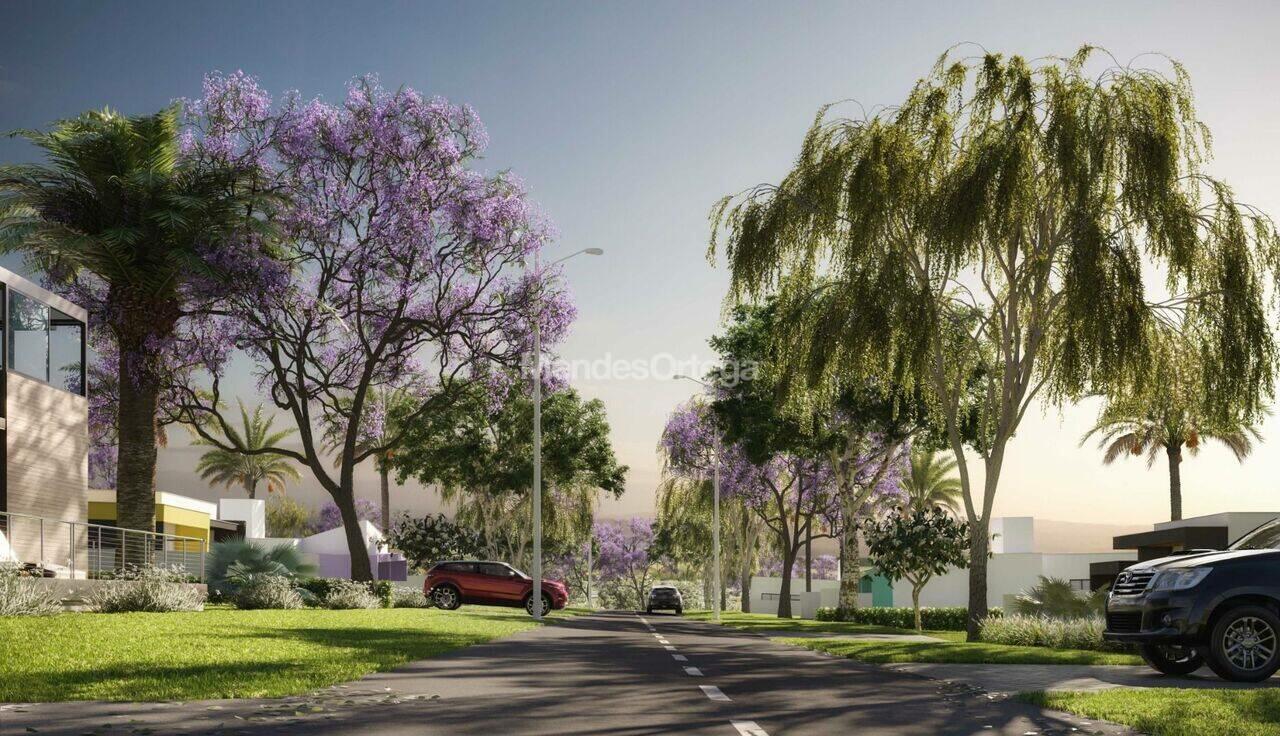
left=1084, top=404, right=1260, bottom=522
left=194, top=401, right=301, bottom=499
left=899, top=448, right=963, bottom=516
left=0, top=106, right=268, bottom=532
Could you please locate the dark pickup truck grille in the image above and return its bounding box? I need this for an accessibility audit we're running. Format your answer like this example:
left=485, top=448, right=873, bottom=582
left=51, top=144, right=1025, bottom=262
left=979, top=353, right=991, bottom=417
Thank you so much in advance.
left=1106, top=611, right=1144, bottom=633
left=1111, top=570, right=1155, bottom=596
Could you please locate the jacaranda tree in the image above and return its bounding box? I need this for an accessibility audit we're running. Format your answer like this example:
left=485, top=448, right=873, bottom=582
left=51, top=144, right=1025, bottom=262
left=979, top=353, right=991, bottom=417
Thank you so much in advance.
left=712, top=46, right=1279, bottom=638
left=170, top=72, right=573, bottom=580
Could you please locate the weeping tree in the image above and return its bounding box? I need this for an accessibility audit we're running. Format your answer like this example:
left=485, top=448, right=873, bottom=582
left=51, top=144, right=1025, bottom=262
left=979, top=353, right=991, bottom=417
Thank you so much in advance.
left=1083, top=331, right=1263, bottom=521
left=712, top=46, right=1278, bottom=639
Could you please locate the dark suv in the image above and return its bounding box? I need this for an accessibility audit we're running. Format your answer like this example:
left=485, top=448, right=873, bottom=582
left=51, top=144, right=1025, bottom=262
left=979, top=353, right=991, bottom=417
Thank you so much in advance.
left=646, top=585, right=683, bottom=615
left=424, top=561, right=569, bottom=616
left=1104, top=517, right=1280, bottom=682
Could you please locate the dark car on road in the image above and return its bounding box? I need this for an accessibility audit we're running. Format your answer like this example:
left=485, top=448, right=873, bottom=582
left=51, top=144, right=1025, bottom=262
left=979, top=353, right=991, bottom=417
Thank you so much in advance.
left=646, top=585, right=683, bottom=615
left=1104, top=516, right=1280, bottom=682
left=425, top=561, right=569, bottom=616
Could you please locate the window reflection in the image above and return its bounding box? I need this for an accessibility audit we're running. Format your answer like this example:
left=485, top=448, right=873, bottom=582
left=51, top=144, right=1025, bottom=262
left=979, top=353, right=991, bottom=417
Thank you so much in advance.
left=51, top=309, right=83, bottom=395
left=7, top=290, right=85, bottom=396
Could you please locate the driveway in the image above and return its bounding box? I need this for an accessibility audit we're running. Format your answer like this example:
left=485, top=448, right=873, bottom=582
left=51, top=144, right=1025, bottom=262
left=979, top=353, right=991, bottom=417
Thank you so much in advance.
left=0, top=611, right=1136, bottom=735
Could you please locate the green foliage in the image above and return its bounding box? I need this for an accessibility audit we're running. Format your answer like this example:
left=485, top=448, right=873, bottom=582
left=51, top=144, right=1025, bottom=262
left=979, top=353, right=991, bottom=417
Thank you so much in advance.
left=815, top=605, right=982, bottom=631
left=207, top=540, right=315, bottom=597
left=900, top=448, right=962, bottom=516
left=88, top=565, right=205, bottom=613
left=387, top=513, right=486, bottom=572
left=980, top=614, right=1126, bottom=652
left=864, top=509, right=971, bottom=629
left=781, top=635, right=1140, bottom=666
left=1011, top=576, right=1106, bottom=618
left=0, top=562, right=61, bottom=616
left=0, top=607, right=538, bottom=701
left=192, top=401, right=301, bottom=499
left=1025, top=689, right=1280, bottom=736
left=314, top=579, right=380, bottom=610
left=391, top=586, right=431, bottom=608
left=297, top=577, right=391, bottom=608
left=265, top=495, right=316, bottom=538
left=231, top=573, right=304, bottom=610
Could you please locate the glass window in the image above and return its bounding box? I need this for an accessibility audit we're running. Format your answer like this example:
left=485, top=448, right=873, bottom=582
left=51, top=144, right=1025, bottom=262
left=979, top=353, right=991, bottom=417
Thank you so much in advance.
left=50, top=308, right=84, bottom=395
left=9, top=291, right=48, bottom=382
left=7, top=291, right=85, bottom=395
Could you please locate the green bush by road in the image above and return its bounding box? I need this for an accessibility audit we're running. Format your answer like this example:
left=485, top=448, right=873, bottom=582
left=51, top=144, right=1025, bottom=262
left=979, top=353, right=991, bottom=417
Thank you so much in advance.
left=0, top=606, right=540, bottom=702
left=1023, top=689, right=1280, bottom=736
left=779, top=636, right=1142, bottom=665
left=685, top=610, right=966, bottom=640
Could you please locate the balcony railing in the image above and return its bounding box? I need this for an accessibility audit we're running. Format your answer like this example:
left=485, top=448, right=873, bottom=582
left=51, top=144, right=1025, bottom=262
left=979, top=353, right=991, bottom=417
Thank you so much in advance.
left=0, top=510, right=206, bottom=581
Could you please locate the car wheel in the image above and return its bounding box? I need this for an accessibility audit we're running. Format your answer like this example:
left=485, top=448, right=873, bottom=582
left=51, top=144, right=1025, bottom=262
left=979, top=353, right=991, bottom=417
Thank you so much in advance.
left=525, top=592, right=552, bottom=617
left=1206, top=605, right=1280, bottom=682
left=646, top=607, right=653, bottom=614
left=1139, top=643, right=1204, bottom=676
left=675, top=607, right=683, bottom=616
left=432, top=585, right=462, bottom=611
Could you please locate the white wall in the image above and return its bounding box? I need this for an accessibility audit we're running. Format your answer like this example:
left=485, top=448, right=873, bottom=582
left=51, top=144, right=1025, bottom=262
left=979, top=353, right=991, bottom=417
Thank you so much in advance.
left=893, top=551, right=1137, bottom=610
left=218, top=498, right=265, bottom=539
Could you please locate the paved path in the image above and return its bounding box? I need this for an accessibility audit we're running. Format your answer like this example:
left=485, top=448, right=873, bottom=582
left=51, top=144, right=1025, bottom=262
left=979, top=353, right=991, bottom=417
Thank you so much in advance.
left=884, top=661, right=1280, bottom=694
left=0, top=611, right=1135, bottom=736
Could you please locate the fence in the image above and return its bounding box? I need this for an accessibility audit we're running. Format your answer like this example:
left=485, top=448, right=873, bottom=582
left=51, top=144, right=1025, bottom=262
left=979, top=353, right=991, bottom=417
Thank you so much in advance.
left=0, top=510, right=205, bottom=581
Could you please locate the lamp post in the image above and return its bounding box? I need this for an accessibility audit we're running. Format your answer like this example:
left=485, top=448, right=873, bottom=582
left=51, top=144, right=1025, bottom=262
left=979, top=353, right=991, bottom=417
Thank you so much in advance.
left=531, top=247, right=603, bottom=620
left=674, top=374, right=721, bottom=623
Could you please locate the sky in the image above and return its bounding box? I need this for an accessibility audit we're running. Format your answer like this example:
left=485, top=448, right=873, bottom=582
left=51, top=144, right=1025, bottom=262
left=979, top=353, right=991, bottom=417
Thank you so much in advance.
left=3, top=0, right=1280, bottom=526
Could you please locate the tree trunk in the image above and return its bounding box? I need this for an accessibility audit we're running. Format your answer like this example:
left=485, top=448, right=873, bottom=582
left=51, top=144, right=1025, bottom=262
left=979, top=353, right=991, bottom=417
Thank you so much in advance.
left=777, top=541, right=797, bottom=619
left=245, top=478, right=258, bottom=500
left=804, top=525, right=812, bottom=593
left=379, top=464, right=391, bottom=532
left=966, top=517, right=990, bottom=641
left=741, top=568, right=753, bottom=613
left=838, top=524, right=861, bottom=611
left=336, top=491, right=374, bottom=581
left=116, top=355, right=161, bottom=568
left=912, top=584, right=922, bottom=632
left=1167, top=442, right=1183, bottom=522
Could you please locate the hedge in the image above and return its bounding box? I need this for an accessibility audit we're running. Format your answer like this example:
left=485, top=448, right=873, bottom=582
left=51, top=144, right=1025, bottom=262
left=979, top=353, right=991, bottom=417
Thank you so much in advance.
left=298, top=578, right=393, bottom=608
left=815, top=606, right=1000, bottom=630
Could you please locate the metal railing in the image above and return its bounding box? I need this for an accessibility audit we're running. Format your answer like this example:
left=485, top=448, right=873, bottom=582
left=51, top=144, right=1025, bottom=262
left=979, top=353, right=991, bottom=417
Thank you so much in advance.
left=0, top=510, right=205, bottom=581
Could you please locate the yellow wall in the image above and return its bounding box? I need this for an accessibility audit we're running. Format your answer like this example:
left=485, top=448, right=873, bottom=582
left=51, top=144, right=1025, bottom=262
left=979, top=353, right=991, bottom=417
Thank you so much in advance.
left=87, top=501, right=210, bottom=551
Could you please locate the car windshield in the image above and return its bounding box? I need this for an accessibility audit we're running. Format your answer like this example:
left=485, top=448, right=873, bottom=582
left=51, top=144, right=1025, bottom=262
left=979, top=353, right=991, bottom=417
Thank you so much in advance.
left=1229, top=519, right=1280, bottom=550
left=507, top=566, right=531, bottom=580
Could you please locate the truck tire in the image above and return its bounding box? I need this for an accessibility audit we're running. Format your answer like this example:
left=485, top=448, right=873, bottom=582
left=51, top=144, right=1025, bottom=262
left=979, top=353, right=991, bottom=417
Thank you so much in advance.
left=1206, top=605, right=1280, bottom=682
left=1138, top=644, right=1204, bottom=676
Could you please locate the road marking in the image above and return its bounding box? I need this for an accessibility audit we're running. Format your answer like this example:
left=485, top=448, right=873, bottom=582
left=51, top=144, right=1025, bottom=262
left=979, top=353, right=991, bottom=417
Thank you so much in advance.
left=700, top=685, right=731, bottom=702
left=672, top=654, right=687, bottom=661
left=652, top=633, right=664, bottom=639
left=683, top=666, right=703, bottom=677
left=657, top=639, right=670, bottom=645
left=663, top=645, right=676, bottom=650
left=731, top=721, right=769, bottom=736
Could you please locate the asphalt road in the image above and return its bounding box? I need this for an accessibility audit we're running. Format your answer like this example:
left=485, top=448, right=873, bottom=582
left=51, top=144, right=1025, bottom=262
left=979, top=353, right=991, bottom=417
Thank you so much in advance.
left=1, top=610, right=1135, bottom=735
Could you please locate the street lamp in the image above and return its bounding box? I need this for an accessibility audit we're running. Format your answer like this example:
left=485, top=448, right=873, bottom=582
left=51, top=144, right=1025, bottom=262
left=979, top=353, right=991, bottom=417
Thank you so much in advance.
left=674, top=374, right=721, bottom=624
left=531, top=247, right=603, bottom=620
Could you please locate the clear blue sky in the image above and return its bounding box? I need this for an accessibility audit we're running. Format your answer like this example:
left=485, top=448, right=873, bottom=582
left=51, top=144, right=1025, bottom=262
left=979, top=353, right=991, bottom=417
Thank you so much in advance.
left=4, top=0, right=1280, bottom=523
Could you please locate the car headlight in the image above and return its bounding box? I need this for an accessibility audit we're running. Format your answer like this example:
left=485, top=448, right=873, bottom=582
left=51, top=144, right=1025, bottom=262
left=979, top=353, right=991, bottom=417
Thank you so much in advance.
left=1150, top=567, right=1212, bottom=591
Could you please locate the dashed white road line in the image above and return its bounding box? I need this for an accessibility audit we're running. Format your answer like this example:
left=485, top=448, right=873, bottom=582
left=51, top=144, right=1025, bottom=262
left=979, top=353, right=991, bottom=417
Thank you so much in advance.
left=731, top=721, right=769, bottom=736
left=672, top=654, right=687, bottom=661
left=683, top=666, right=703, bottom=677
left=663, top=645, right=676, bottom=651
left=699, top=685, right=731, bottom=702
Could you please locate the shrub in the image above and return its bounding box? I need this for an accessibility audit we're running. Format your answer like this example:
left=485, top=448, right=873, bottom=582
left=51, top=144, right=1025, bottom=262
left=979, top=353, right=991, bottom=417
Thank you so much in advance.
left=0, top=563, right=61, bottom=616
left=298, top=578, right=392, bottom=607
left=979, top=614, right=1129, bottom=652
left=87, top=565, right=205, bottom=613
left=233, top=573, right=304, bottom=610
left=392, top=586, right=432, bottom=608
left=316, top=579, right=380, bottom=609
left=367, top=579, right=393, bottom=608
left=206, top=540, right=315, bottom=598
left=813, top=606, right=992, bottom=631
left=1011, top=576, right=1107, bottom=619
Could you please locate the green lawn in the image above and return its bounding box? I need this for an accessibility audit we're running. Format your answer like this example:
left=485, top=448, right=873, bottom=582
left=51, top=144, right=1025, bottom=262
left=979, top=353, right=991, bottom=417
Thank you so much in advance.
left=684, top=610, right=966, bottom=641
left=0, top=606, right=545, bottom=702
left=1024, top=689, right=1280, bottom=736
left=781, top=636, right=1142, bottom=665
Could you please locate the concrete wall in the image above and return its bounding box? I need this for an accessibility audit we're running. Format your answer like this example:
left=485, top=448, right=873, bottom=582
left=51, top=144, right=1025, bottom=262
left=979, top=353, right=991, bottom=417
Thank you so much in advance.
left=894, top=551, right=1137, bottom=610
left=4, top=372, right=88, bottom=571
left=218, top=498, right=265, bottom=539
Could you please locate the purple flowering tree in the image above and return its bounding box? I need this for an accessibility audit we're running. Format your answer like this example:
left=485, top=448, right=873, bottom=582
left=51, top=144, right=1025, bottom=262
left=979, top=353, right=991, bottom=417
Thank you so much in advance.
left=316, top=499, right=378, bottom=533
left=169, top=72, right=572, bottom=580
left=661, top=400, right=840, bottom=618
left=595, top=518, right=655, bottom=610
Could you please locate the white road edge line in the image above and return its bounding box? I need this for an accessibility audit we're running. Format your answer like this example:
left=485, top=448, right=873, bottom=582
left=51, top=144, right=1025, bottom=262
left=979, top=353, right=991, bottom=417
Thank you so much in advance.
left=700, top=685, right=731, bottom=702
left=731, top=720, right=769, bottom=736
left=683, top=667, right=703, bottom=677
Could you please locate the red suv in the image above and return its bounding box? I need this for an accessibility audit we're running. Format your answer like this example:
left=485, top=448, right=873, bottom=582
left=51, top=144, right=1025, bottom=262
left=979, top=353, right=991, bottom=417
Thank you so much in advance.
left=425, top=561, right=569, bottom=616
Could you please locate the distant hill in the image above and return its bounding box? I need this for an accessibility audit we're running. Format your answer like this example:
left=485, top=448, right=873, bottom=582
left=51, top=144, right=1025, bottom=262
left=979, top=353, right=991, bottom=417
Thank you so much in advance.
left=1031, top=518, right=1148, bottom=553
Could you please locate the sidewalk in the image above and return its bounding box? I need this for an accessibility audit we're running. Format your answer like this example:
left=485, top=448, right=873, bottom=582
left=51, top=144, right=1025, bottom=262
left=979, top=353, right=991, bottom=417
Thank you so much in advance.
left=883, top=662, right=1280, bottom=694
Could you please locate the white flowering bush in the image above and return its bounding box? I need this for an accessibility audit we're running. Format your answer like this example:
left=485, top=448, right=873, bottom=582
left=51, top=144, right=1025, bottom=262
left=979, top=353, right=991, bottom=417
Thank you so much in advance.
left=88, top=565, right=205, bottom=613
left=318, top=579, right=380, bottom=609
left=232, top=572, right=304, bottom=610
left=391, top=586, right=431, bottom=608
left=0, top=563, right=61, bottom=616
left=979, top=614, right=1127, bottom=652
